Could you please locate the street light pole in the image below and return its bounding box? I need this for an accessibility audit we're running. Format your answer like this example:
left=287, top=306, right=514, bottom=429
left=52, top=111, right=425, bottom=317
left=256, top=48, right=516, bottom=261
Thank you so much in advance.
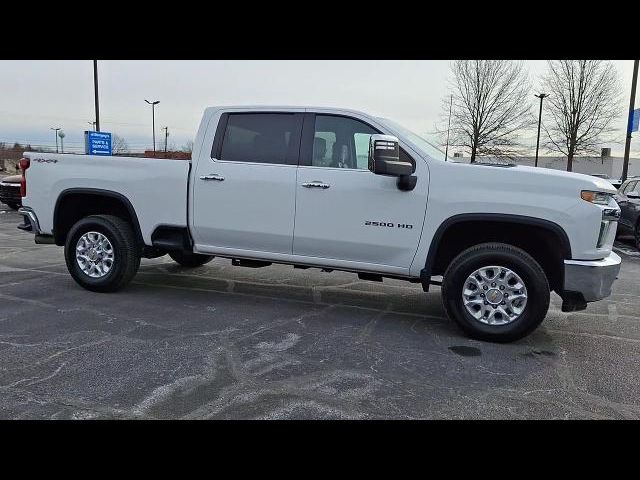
left=58, top=131, right=65, bottom=154
left=534, top=93, right=549, bottom=168
left=93, top=60, right=100, bottom=132
left=50, top=127, right=61, bottom=153
left=145, top=99, right=160, bottom=152
left=622, top=60, right=639, bottom=183
left=444, top=94, right=452, bottom=162
left=162, top=126, right=169, bottom=153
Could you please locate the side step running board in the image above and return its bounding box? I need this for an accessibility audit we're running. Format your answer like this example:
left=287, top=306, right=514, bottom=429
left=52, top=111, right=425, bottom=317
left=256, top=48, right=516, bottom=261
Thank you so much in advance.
left=358, top=272, right=383, bottom=282
left=231, top=258, right=272, bottom=268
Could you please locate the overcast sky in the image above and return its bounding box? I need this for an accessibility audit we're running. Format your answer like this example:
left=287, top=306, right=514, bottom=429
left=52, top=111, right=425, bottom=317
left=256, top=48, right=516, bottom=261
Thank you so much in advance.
left=0, top=60, right=638, bottom=155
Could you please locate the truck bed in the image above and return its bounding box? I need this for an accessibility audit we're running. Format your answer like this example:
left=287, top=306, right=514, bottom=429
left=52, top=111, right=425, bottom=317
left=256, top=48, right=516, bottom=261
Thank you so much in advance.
left=23, top=152, right=190, bottom=244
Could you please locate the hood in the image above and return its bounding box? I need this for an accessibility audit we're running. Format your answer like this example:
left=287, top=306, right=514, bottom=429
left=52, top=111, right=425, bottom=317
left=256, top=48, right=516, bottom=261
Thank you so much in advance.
left=509, top=164, right=618, bottom=194
left=0, top=175, right=21, bottom=184
left=459, top=163, right=619, bottom=195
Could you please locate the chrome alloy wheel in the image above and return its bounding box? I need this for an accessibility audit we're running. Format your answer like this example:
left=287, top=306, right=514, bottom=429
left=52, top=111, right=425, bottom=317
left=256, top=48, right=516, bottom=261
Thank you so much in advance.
left=462, top=265, right=528, bottom=325
left=75, top=231, right=115, bottom=278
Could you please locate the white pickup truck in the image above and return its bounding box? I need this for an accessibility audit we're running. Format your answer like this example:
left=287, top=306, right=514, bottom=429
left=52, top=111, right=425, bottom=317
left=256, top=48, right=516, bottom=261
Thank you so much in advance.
left=17, top=106, right=622, bottom=342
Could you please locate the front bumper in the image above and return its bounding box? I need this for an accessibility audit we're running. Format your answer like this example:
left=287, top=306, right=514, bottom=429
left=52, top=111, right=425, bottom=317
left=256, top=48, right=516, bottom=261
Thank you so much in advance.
left=564, top=251, right=622, bottom=302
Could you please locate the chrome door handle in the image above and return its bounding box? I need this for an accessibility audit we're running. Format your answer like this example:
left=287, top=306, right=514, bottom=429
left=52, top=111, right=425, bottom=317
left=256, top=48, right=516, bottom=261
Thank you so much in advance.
left=200, top=174, right=225, bottom=181
left=302, top=181, right=330, bottom=189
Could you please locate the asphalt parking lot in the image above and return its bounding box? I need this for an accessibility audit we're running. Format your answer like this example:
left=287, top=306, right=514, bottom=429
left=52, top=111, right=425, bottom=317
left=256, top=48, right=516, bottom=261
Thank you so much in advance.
left=1, top=202, right=640, bottom=419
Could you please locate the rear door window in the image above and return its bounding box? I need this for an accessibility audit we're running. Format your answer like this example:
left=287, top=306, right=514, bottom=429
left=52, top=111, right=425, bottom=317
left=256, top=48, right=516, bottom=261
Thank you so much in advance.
left=218, top=113, right=302, bottom=165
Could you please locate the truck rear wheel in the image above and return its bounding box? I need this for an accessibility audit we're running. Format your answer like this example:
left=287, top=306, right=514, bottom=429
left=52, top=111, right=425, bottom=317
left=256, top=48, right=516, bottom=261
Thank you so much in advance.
left=441, top=242, right=550, bottom=343
left=169, top=251, right=214, bottom=268
left=64, top=215, right=140, bottom=292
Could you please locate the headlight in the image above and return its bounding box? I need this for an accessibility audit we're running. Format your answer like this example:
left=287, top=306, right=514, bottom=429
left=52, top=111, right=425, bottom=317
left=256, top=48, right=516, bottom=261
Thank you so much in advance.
left=581, top=190, right=613, bottom=205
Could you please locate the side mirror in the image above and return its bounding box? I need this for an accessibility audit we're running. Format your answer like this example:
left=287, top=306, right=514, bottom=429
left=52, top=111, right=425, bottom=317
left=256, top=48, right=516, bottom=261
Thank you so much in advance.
left=368, top=135, right=413, bottom=177
left=627, top=191, right=640, bottom=199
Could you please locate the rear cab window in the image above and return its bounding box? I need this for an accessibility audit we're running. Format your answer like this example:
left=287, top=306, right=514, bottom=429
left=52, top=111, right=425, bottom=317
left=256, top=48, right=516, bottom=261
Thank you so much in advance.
left=213, top=112, right=303, bottom=165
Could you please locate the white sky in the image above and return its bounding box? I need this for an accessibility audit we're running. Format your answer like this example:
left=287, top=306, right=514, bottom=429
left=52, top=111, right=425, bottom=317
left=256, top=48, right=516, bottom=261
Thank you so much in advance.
left=0, top=60, right=638, bottom=155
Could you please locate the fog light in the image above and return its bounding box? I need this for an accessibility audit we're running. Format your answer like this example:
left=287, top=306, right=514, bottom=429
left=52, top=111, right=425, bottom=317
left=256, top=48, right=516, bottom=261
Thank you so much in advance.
left=597, top=220, right=611, bottom=248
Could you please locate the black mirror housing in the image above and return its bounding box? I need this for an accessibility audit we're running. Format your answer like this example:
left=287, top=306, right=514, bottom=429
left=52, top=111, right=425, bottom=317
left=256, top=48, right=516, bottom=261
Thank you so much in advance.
left=368, top=134, right=413, bottom=177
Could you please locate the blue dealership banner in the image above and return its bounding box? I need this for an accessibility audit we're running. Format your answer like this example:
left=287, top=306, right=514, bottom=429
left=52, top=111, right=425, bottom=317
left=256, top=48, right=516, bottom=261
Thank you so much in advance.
left=84, top=131, right=112, bottom=155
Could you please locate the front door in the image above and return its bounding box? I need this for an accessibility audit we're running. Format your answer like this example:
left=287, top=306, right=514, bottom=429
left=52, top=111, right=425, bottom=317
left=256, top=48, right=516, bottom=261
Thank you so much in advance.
left=293, top=113, right=428, bottom=272
left=191, top=112, right=303, bottom=255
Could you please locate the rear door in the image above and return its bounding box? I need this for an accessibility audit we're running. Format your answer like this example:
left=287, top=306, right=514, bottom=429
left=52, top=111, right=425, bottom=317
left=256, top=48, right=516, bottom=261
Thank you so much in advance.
left=191, top=111, right=303, bottom=255
left=292, top=112, right=428, bottom=272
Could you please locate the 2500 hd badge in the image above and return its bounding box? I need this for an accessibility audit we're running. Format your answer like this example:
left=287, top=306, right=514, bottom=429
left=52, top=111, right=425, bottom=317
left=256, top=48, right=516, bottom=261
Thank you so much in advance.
left=365, top=221, right=413, bottom=229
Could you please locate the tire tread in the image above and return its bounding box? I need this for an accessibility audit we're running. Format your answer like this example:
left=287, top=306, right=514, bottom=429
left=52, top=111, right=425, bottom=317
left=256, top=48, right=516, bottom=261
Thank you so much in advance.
left=65, top=214, right=140, bottom=292
left=442, top=242, right=550, bottom=342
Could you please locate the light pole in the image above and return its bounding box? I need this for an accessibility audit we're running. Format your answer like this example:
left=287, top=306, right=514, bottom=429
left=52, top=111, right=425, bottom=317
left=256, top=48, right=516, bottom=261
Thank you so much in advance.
left=58, top=130, right=65, bottom=154
left=145, top=99, right=160, bottom=152
left=162, top=126, right=169, bottom=153
left=51, top=127, right=61, bottom=153
left=93, top=60, right=100, bottom=132
left=622, top=60, right=639, bottom=183
left=534, top=93, right=549, bottom=167
left=444, top=94, right=453, bottom=161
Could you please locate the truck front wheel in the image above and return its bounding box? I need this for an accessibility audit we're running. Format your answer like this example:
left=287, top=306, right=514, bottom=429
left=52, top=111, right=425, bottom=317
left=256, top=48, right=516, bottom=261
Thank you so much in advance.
left=169, top=251, right=214, bottom=268
left=64, top=215, right=140, bottom=292
left=441, top=242, right=550, bottom=343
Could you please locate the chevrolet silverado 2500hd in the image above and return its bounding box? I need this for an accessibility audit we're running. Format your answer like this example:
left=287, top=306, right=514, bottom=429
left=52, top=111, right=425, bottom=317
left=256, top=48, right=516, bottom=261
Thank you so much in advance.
left=17, top=106, right=622, bottom=342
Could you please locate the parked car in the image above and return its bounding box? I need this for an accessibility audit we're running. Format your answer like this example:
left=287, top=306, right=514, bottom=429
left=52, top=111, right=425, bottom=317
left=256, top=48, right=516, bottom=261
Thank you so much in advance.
left=16, top=106, right=622, bottom=342
left=591, top=173, right=622, bottom=189
left=615, top=177, right=640, bottom=249
left=0, top=174, right=22, bottom=210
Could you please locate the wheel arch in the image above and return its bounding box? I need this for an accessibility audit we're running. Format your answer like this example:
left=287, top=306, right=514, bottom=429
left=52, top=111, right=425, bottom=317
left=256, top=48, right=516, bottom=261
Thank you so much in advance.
left=422, top=213, right=572, bottom=292
left=53, top=188, right=144, bottom=247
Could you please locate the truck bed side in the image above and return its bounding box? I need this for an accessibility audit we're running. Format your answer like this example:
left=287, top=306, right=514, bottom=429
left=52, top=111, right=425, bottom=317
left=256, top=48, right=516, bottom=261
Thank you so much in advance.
left=22, top=153, right=190, bottom=245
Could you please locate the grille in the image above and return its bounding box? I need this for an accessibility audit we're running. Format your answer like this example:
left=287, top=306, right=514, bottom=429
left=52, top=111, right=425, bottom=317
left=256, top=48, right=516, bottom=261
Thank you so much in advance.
left=0, top=182, right=21, bottom=202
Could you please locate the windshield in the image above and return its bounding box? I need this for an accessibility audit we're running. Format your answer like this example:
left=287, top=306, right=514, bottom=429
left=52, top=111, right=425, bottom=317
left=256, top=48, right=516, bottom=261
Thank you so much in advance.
left=377, top=117, right=447, bottom=161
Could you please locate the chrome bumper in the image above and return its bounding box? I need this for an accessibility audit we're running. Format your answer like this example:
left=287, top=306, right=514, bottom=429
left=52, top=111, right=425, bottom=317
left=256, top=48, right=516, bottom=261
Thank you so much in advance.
left=564, top=252, right=622, bottom=302
left=17, top=207, right=43, bottom=234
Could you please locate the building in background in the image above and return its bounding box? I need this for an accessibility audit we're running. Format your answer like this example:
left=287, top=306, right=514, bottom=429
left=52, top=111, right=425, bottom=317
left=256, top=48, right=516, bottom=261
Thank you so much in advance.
left=451, top=148, right=640, bottom=179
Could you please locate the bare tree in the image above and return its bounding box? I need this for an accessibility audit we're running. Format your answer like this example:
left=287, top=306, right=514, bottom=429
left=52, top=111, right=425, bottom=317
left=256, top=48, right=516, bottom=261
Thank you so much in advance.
left=442, top=60, right=533, bottom=162
left=541, top=60, right=622, bottom=172
left=112, top=134, right=129, bottom=155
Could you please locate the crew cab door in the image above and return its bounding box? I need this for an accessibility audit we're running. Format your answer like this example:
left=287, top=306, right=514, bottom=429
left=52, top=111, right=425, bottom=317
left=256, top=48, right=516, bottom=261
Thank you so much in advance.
left=191, top=111, right=303, bottom=255
left=292, top=113, right=429, bottom=272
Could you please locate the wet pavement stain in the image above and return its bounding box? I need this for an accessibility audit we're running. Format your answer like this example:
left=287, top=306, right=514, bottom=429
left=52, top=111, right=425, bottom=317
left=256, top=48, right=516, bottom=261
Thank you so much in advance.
left=448, top=345, right=482, bottom=357
left=521, top=349, right=556, bottom=358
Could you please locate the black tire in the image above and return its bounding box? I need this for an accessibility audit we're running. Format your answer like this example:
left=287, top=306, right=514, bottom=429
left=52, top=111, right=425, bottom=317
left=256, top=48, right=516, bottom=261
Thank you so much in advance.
left=64, top=215, right=140, bottom=292
left=169, top=251, right=214, bottom=268
left=441, top=242, right=550, bottom=343
left=635, top=223, right=640, bottom=251
left=7, top=202, right=20, bottom=210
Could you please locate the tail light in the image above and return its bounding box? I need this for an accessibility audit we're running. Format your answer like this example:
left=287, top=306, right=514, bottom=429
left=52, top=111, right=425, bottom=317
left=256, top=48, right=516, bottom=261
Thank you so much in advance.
left=19, top=157, right=30, bottom=197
